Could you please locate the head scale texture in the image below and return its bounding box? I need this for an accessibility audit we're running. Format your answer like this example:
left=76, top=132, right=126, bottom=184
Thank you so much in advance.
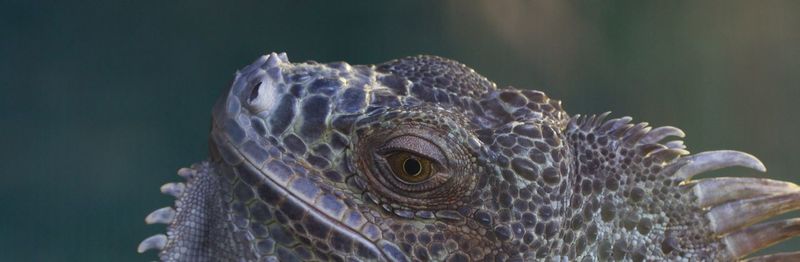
left=139, top=52, right=800, bottom=261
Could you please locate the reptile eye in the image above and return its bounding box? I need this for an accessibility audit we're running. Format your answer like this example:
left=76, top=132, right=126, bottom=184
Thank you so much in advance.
left=385, top=152, right=434, bottom=183
left=370, top=134, right=449, bottom=192
left=356, top=123, right=475, bottom=210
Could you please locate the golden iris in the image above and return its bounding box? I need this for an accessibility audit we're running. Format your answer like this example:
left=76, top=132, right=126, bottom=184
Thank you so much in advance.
left=386, top=152, right=434, bottom=183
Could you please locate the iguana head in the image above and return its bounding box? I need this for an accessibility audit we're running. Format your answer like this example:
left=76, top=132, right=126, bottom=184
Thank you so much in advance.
left=142, top=53, right=800, bottom=261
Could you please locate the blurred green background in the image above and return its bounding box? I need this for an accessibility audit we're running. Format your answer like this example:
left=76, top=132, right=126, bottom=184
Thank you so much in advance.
left=1, top=1, right=798, bottom=260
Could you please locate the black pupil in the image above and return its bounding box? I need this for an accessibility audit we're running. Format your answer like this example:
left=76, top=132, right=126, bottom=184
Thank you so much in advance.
left=403, top=158, right=422, bottom=176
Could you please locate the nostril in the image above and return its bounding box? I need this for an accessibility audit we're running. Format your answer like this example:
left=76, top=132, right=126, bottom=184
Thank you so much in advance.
left=245, top=78, right=281, bottom=114
left=248, top=82, right=262, bottom=103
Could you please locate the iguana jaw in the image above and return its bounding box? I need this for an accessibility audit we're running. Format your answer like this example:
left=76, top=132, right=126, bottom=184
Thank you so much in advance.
left=211, top=136, right=388, bottom=260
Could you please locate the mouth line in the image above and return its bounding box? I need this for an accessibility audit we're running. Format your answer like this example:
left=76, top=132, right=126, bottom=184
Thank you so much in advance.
left=215, top=130, right=389, bottom=260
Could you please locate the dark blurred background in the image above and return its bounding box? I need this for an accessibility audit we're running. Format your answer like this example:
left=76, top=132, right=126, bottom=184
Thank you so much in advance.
left=1, top=1, right=798, bottom=260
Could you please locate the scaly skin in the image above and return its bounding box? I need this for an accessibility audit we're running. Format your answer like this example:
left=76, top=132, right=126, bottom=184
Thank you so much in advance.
left=140, top=53, right=800, bottom=261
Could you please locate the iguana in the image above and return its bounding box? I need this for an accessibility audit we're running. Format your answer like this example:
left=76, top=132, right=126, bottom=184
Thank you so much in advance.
left=139, top=53, right=800, bottom=261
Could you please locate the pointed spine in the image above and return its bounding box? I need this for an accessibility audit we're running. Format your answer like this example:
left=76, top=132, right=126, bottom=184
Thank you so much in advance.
left=137, top=234, right=167, bottom=253
left=673, top=150, right=766, bottom=180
